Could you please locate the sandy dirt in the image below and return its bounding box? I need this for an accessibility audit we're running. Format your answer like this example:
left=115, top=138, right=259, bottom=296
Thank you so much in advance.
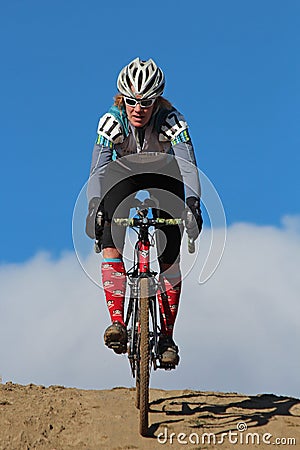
left=0, top=382, right=299, bottom=450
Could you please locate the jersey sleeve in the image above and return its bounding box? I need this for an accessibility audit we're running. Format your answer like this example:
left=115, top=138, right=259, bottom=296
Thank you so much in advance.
left=87, top=111, right=125, bottom=203
left=159, top=109, right=201, bottom=199
left=86, top=143, right=113, bottom=203
left=172, top=140, right=201, bottom=199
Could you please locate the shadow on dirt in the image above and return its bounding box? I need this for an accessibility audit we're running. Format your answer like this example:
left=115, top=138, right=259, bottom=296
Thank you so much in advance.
left=147, top=392, right=300, bottom=437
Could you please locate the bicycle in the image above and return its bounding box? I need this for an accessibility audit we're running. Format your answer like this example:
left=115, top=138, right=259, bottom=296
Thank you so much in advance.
left=111, top=196, right=194, bottom=436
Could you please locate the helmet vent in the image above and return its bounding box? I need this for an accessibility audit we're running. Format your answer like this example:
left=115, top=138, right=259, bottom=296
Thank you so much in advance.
left=138, top=72, right=143, bottom=91
left=125, top=74, right=132, bottom=92
left=146, top=75, right=156, bottom=91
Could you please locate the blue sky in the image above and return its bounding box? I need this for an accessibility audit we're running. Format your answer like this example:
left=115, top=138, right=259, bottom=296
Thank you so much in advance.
left=1, top=1, right=300, bottom=398
left=1, top=0, right=299, bottom=263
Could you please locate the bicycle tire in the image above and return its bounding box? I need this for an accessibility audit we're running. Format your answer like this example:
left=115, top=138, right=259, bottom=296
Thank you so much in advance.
left=134, top=300, right=140, bottom=410
left=135, top=320, right=140, bottom=410
left=139, top=277, right=150, bottom=436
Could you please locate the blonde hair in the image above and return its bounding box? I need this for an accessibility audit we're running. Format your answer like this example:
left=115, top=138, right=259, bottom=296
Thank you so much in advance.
left=113, top=94, right=173, bottom=112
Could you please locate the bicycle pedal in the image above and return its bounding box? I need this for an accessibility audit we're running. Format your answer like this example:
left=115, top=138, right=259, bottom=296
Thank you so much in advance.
left=107, top=341, right=127, bottom=354
left=159, top=362, right=176, bottom=370
left=159, top=365, right=176, bottom=370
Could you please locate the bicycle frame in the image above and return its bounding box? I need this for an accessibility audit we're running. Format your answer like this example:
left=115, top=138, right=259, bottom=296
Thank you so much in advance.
left=114, top=201, right=189, bottom=435
left=124, top=215, right=161, bottom=378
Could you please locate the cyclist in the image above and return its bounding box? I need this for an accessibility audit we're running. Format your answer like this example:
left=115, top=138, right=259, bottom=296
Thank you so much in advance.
left=86, top=57, right=202, bottom=367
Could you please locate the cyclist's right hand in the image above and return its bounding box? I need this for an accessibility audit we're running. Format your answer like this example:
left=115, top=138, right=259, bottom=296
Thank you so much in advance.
left=85, top=197, right=101, bottom=239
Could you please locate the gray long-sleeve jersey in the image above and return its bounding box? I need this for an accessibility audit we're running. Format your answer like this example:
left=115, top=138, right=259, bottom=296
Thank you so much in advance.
left=87, top=105, right=201, bottom=203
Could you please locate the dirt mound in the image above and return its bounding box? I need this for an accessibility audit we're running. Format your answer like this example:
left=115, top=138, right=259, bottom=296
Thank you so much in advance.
left=1, top=382, right=299, bottom=449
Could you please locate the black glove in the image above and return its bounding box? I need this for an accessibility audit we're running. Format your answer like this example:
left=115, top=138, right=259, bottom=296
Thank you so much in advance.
left=185, top=196, right=203, bottom=240
left=85, top=197, right=101, bottom=239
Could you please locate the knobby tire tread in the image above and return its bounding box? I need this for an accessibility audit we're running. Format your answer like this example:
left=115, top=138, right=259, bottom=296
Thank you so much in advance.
left=135, top=306, right=140, bottom=409
left=139, top=277, right=149, bottom=436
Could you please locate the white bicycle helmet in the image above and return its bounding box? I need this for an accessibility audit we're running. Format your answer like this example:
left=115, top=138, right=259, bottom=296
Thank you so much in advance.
left=117, top=57, right=165, bottom=99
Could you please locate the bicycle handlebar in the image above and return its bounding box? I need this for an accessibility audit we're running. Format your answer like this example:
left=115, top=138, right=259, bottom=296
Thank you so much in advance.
left=113, top=217, right=195, bottom=254
left=113, top=217, right=182, bottom=227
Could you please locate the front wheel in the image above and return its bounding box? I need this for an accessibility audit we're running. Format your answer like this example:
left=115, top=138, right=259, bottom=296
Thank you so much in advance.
left=139, top=277, right=150, bottom=436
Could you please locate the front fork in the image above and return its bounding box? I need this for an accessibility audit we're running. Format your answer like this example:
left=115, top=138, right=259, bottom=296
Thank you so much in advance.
left=126, top=273, right=160, bottom=377
left=149, top=291, right=159, bottom=370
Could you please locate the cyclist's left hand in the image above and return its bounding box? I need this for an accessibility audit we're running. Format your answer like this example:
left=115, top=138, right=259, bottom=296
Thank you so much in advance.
left=185, top=196, right=203, bottom=240
left=85, top=197, right=101, bottom=239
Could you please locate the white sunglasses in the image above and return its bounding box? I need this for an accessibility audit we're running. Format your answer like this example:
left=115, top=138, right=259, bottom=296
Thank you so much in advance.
left=124, top=97, right=156, bottom=108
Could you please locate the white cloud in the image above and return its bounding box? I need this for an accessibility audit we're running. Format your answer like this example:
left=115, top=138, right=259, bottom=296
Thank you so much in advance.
left=1, top=217, right=300, bottom=398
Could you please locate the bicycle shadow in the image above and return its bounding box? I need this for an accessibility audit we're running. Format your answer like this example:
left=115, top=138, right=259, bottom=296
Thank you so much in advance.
left=147, top=391, right=300, bottom=438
